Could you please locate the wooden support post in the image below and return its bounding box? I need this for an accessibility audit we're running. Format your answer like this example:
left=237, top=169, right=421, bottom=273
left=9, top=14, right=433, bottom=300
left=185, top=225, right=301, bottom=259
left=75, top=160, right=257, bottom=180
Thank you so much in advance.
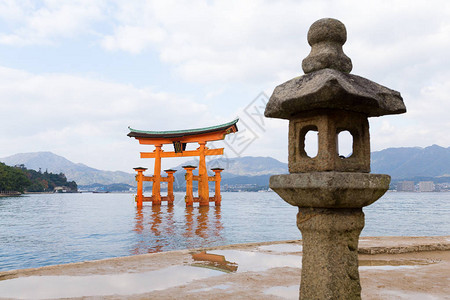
left=134, top=167, right=147, bottom=208
left=198, top=142, right=209, bottom=206
left=152, top=145, right=162, bottom=205
left=183, top=166, right=196, bottom=207
left=211, top=168, right=224, bottom=206
left=164, top=169, right=176, bottom=205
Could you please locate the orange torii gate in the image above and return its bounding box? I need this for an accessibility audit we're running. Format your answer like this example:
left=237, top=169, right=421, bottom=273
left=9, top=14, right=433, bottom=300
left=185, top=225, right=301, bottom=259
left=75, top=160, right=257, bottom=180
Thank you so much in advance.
left=128, top=119, right=238, bottom=207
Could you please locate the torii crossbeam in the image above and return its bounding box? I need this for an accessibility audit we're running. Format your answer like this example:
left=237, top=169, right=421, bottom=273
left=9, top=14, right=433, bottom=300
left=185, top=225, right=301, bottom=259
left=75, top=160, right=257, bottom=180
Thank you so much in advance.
left=128, top=119, right=238, bottom=207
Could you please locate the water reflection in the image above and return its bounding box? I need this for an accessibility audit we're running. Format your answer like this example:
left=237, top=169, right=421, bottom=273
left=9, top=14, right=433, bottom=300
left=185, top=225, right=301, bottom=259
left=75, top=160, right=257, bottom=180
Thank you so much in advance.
left=359, top=259, right=436, bottom=266
left=358, top=259, right=437, bottom=270
left=192, top=251, right=238, bottom=273
left=0, top=266, right=224, bottom=299
left=132, top=205, right=223, bottom=254
left=195, top=249, right=301, bottom=272
left=195, top=207, right=209, bottom=237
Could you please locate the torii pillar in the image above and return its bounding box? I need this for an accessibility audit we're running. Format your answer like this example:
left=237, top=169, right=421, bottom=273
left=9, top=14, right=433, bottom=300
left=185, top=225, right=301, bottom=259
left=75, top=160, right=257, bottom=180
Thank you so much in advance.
left=183, top=165, right=196, bottom=206
left=151, top=144, right=162, bottom=205
left=197, top=142, right=209, bottom=206
left=211, top=168, right=223, bottom=206
left=134, top=167, right=147, bottom=208
left=164, top=169, right=176, bottom=205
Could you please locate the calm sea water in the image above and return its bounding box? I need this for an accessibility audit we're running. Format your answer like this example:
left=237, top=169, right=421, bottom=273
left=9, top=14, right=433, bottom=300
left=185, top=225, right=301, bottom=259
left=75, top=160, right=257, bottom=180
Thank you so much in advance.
left=0, top=192, right=449, bottom=271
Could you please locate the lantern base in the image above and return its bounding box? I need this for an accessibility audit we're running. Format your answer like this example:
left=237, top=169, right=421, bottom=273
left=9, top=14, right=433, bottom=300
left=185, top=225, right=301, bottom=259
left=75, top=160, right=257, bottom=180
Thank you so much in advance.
left=269, top=172, right=390, bottom=208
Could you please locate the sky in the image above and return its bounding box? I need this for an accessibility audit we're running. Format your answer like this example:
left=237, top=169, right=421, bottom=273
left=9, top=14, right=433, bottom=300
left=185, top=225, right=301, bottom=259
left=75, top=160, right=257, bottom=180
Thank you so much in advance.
left=0, top=0, right=449, bottom=173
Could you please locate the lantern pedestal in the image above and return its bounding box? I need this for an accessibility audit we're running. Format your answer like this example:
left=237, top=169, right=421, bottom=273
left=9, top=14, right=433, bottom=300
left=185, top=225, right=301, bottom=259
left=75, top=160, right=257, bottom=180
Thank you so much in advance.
left=270, top=172, right=390, bottom=208
left=270, top=172, right=389, bottom=299
left=297, top=207, right=364, bottom=299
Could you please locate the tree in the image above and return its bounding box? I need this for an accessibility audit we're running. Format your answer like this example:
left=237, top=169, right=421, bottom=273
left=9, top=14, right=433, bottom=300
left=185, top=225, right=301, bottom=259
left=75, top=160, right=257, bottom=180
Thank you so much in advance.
left=0, top=163, right=31, bottom=192
left=0, top=163, right=78, bottom=193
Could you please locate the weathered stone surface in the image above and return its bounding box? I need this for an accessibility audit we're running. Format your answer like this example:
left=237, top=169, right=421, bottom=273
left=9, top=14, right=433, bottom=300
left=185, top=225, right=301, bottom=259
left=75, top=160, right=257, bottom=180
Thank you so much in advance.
left=264, top=68, right=406, bottom=119
left=302, top=18, right=352, bottom=74
left=288, top=110, right=370, bottom=173
left=264, top=18, right=406, bottom=120
left=269, top=172, right=390, bottom=208
left=264, top=17, right=404, bottom=300
left=297, top=207, right=364, bottom=299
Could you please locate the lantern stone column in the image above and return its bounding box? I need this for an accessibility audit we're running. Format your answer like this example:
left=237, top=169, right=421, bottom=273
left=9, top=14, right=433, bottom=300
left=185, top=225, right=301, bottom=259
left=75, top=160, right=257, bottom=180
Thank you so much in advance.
left=265, top=18, right=406, bottom=299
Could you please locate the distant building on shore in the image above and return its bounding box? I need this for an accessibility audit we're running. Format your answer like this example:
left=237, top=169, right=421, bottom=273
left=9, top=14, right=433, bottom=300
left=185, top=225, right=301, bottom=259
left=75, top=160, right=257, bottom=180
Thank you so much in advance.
left=397, top=181, right=415, bottom=192
left=418, top=181, right=435, bottom=192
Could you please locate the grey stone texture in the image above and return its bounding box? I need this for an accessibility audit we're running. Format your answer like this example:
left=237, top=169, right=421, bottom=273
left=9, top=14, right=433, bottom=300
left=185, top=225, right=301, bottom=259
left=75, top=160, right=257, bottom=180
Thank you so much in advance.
left=288, top=110, right=370, bottom=173
left=264, top=17, right=405, bottom=120
left=302, top=18, right=352, bottom=74
left=270, top=172, right=390, bottom=208
left=264, top=68, right=406, bottom=119
left=297, top=207, right=364, bottom=299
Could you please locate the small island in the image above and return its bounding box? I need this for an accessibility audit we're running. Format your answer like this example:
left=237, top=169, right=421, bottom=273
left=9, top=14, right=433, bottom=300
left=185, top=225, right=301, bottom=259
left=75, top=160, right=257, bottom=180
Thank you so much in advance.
left=0, top=162, right=77, bottom=195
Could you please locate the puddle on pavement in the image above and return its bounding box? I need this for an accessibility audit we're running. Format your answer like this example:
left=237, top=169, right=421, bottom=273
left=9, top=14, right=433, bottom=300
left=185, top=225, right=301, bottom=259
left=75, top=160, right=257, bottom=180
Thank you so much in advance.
left=258, top=243, right=302, bottom=253
left=374, top=289, right=445, bottom=300
left=193, top=249, right=301, bottom=273
left=1, top=248, right=302, bottom=299
left=189, top=283, right=233, bottom=293
left=2, top=250, right=435, bottom=299
left=264, top=285, right=299, bottom=299
left=0, top=265, right=224, bottom=299
left=359, top=259, right=438, bottom=271
left=192, top=251, right=238, bottom=273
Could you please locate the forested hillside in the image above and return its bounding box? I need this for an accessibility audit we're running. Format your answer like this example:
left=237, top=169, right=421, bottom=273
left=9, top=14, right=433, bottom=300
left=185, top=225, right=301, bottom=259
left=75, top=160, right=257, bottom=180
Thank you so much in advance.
left=371, top=145, right=450, bottom=179
left=0, top=163, right=77, bottom=193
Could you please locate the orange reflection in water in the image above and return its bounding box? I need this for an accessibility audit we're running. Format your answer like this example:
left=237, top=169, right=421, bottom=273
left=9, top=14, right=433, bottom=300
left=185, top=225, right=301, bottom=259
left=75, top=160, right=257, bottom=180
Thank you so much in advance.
left=192, top=251, right=238, bottom=273
left=195, top=206, right=209, bottom=238
left=132, top=205, right=223, bottom=255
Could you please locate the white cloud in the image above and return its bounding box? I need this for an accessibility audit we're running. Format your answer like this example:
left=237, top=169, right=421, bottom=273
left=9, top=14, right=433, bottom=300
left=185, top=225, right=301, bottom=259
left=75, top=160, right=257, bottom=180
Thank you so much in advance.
left=99, top=0, right=318, bottom=84
left=0, top=0, right=449, bottom=172
left=0, top=0, right=105, bottom=45
left=369, top=70, right=450, bottom=150
left=0, top=65, right=208, bottom=171
left=96, top=0, right=450, bottom=88
left=101, top=25, right=166, bottom=54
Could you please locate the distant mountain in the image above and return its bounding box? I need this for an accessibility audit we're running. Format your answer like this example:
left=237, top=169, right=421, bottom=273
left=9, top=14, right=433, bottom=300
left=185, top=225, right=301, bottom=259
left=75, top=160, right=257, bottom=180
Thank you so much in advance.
left=172, top=156, right=288, bottom=177
left=1, top=145, right=449, bottom=187
left=219, top=156, right=288, bottom=177
left=169, top=156, right=288, bottom=188
left=0, top=152, right=135, bottom=186
left=371, top=145, right=450, bottom=179
left=79, top=183, right=135, bottom=193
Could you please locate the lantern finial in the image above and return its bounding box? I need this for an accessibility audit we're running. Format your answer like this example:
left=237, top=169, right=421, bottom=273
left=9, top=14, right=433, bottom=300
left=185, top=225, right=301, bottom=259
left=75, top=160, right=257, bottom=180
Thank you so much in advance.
left=302, top=18, right=352, bottom=74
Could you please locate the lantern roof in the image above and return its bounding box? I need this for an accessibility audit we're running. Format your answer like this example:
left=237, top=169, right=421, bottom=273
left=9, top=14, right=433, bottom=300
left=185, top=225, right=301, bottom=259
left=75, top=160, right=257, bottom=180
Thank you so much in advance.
left=264, top=18, right=406, bottom=119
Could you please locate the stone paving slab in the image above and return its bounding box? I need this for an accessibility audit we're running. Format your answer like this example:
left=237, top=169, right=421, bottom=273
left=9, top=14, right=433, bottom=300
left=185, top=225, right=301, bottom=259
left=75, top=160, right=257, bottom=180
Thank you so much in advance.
left=0, top=236, right=449, bottom=299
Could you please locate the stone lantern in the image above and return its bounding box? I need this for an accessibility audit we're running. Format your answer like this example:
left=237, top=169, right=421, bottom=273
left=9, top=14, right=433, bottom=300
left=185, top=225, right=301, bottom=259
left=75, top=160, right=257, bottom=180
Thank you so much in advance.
left=265, top=18, right=406, bottom=299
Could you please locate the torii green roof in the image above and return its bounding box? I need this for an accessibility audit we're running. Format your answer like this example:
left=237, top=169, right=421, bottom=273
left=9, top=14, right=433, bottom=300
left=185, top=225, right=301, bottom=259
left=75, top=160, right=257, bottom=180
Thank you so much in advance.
left=128, top=118, right=239, bottom=139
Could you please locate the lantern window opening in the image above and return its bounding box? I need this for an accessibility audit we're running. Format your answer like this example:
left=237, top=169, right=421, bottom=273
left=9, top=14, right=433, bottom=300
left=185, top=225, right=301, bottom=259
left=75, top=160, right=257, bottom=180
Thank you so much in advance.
left=300, top=125, right=319, bottom=159
left=337, top=129, right=354, bottom=159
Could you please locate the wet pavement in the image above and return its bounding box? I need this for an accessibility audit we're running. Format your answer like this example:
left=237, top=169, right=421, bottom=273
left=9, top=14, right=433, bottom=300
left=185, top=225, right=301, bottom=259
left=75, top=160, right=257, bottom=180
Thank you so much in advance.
left=0, top=236, right=449, bottom=299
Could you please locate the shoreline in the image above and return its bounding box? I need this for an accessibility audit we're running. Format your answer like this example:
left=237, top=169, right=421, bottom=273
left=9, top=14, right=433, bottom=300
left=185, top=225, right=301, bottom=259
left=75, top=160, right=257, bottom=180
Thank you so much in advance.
left=1, top=235, right=449, bottom=276
left=1, top=236, right=449, bottom=299
left=0, top=192, right=21, bottom=197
